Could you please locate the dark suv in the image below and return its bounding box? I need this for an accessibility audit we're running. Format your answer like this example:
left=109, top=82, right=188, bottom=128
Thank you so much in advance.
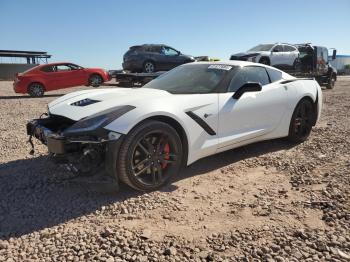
left=122, top=44, right=195, bottom=73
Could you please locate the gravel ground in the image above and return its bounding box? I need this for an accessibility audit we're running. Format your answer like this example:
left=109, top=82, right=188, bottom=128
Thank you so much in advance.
left=0, top=79, right=349, bottom=262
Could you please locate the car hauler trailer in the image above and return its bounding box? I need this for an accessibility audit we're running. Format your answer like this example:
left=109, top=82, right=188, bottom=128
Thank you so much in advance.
left=108, top=70, right=165, bottom=87
left=286, top=44, right=337, bottom=89
left=109, top=56, right=219, bottom=87
left=110, top=45, right=337, bottom=89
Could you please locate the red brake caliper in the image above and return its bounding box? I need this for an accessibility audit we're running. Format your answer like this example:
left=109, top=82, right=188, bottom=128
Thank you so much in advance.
left=162, top=143, right=170, bottom=169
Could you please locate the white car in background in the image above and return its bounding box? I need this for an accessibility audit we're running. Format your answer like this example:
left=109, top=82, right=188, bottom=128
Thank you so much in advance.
left=27, top=61, right=322, bottom=191
left=230, top=43, right=300, bottom=69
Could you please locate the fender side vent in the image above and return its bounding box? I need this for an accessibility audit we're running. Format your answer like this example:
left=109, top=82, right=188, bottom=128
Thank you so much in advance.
left=186, top=111, right=216, bottom=136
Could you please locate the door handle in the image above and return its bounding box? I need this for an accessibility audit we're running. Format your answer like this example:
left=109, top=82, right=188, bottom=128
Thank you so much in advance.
left=204, top=113, right=212, bottom=118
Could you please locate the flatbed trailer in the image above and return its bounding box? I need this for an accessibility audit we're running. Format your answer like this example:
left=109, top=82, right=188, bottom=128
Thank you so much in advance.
left=282, top=44, right=337, bottom=89
left=109, top=70, right=165, bottom=87
left=109, top=45, right=337, bottom=89
left=108, top=56, right=219, bottom=87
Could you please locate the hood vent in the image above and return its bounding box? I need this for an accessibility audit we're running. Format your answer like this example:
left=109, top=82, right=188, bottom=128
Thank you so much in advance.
left=71, top=98, right=100, bottom=107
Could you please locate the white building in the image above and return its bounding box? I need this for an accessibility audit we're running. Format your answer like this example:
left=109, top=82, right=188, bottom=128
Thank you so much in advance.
left=329, top=55, right=350, bottom=74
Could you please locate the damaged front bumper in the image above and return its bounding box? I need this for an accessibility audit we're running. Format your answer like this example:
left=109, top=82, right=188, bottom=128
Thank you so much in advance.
left=27, top=118, right=70, bottom=154
left=26, top=116, right=124, bottom=178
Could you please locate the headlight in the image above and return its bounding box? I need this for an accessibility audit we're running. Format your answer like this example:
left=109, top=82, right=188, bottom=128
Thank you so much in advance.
left=63, top=105, right=135, bottom=136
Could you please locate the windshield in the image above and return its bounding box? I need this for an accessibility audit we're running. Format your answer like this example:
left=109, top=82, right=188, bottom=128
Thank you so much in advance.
left=248, top=44, right=274, bottom=52
left=144, top=63, right=233, bottom=94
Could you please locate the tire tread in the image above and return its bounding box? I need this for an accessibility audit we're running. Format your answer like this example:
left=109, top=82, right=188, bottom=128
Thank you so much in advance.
left=117, top=120, right=182, bottom=191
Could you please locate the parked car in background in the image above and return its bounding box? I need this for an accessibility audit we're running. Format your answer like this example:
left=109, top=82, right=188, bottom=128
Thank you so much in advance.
left=122, top=44, right=195, bottom=73
left=230, top=43, right=300, bottom=70
left=13, top=62, right=110, bottom=97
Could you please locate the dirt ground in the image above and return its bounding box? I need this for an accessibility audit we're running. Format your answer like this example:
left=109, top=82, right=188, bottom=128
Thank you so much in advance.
left=0, top=78, right=349, bottom=262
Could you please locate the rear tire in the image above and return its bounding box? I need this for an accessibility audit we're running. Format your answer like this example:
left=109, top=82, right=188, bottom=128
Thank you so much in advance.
left=287, top=99, right=315, bottom=143
left=89, top=74, right=103, bottom=87
left=117, top=120, right=183, bottom=191
left=326, top=74, right=336, bottom=89
left=28, top=83, right=45, bottom=97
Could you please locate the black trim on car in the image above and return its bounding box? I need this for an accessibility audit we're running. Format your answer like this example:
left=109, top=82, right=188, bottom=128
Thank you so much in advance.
left=280, top=78, right=314, bottom=84
left=185, top=111, right=216, bottom=136
left=312, top=89, right=318, bottom=126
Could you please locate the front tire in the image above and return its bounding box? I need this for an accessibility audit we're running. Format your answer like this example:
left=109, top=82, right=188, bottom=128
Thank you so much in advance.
left=28, top=83, right=45, bottom=97
left=326, top=74, right=336, bottom=89
left=117, top=120, right=183, bottom=191
left=287, top=99, right=315, bottom=143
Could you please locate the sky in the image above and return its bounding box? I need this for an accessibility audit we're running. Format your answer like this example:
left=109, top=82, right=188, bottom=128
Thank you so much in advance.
left=1, top=0, right=349, bottom=70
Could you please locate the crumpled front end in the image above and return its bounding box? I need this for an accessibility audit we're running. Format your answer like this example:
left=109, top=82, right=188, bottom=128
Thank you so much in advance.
left=26, top=106, right=134, bottom=176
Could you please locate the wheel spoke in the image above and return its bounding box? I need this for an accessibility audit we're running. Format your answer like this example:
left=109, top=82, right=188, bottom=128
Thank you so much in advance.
left=156, top=163, right=163, bottom=182
left=135, top=162, right=152, bottom=176
left=144, top=138, right=154, bottom=152
left=294, top=118, right=301, bottom=134
left=132, top=158, right=150, bottom=171
left=151, top=165, right=156, bottom=184
left=137, top=141, right=150, bottom=155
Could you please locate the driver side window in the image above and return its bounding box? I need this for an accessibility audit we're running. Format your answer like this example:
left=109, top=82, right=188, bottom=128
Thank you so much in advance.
left=162, top=46, right=178, bottom=56
left=55, top=64, right=72, bottom=71
left=273, top=45, right=283, bottom=52
left=228, top=66, right=270, bottom=92
left=68, top=64, right=80, bottom=70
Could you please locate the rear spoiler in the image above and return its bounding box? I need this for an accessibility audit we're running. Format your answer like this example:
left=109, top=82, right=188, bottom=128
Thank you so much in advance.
left=281, top=78, right=314, bottom=84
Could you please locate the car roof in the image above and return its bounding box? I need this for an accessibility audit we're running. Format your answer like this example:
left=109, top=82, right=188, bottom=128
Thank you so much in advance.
left=38, top=62, right=77, bottom=67
left=142, top=44, right=166, bottom=46
left=130, top=44, right=170, bottom=49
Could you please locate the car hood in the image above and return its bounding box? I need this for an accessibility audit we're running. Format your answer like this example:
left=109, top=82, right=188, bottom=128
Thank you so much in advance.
left=48, top=88, right=170, bottom=121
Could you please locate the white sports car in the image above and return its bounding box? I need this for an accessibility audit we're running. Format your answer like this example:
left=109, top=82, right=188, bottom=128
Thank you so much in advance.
left=27, top=61, right=322, bottom=191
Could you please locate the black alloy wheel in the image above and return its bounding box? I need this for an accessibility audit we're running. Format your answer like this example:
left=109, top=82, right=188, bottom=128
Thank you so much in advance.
left=117, top=120, right=182, bottom=191
left=288, top=99, right=315, bottom=143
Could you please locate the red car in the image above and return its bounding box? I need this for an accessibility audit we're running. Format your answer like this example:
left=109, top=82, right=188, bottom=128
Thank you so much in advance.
left=13, top=62, right=111, bottom=97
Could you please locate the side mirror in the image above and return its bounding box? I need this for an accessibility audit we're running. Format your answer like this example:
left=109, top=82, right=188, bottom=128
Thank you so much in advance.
left=332, top=50, right=337, bottom=60
left=232, top=82, right=262, bottom=99
left=272, top=49, right=279, bottom=53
